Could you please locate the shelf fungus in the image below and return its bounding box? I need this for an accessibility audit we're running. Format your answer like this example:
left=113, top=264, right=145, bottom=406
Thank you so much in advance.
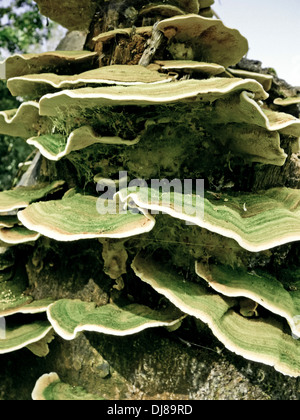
left=0, top=265, right=54, bottom=355
left=92, top=26, right=153, bottom=45
left=195, top=261, right=300, bottom=338
left=18, top=193, right=155, bottom=241
left=34, top=0, right=97, bottom=31
left=0, top=181, right=65, bottom=213
left=0, top=291, right=53, bottom=318
left=154, top=60, right=226, bottom=76
left=227, top=68, right=273, bottom=91
left=211, top=91, right=300, bottom=137
left=0, top=226, right=40, bottom=245
left=0, top=268, right=32, bottom=316
left=0, top=216, right=19, bottom=229
left=117, top=186, right=300, bottom=252
left=132, top=255, right=300, bottom=377
left=38, top=78, right=268, bottom=115
left=32, top=373, right=104, bottom=401
left=156, top=14, right=249, bottom=67
left=274, top=97, right=300, bottom=107
left=0, top=102, right=50, bottom=138
left=0, top=182, right=64, bottom=245
left=26, top=126, right=141, bottom=161
left=7, top=65, right=174, bottom=99
left=0, top=319, right=53, bottom=355
left=46, top=299, right=184, bottom=340
left=0, top=51, right=98, bottom=80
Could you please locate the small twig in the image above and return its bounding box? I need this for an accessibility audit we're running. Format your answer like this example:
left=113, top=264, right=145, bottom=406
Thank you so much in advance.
left=176, top=335, right=223, bottom=355
left=211, top=8, right=221, bottom=20
left=138, top=21, right=164, bottom=67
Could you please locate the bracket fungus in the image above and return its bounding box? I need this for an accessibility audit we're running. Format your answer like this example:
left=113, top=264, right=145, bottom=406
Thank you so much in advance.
left=0, top=318, right=52, bottom=355
left=18, top=193, right=155, bottom=241
left=117, top=186, right=300, bottom=252
left=47, top=299, right=184, bottom=340
left=0, top=51, right=98, bottom=80
left=0, top=216, right=19, bottom=229
left=211, top=91, right=300, bottom=137
left=132, top=255, right=300, bottom=377
left=0, top=226, right=40, bottom=245
left=26, top=126, right=141, bottom=161
left=156, top=14, right=249, bottom=67
left=0, top=102, right=50, bottom=138
left=154, top=59, right=226, bottom=76
left=0, top=268, right=32, bottom=316
left=139, top=4, right=186, bottom=18
left=92, top=26, right=153, bottom=44
left=38, top=78, right=268, bottom=115
left=227, top=68, right=273, bottom=92
left=34, top=0, right=98, bottom=31
left=1, top=0, right=300, bottom=400
left=0, top=182, right=64, bottom=246
left=0, top=293, right=53, bottom=318
left=195, top=261, right=300, bottom=338
left=7, top=65, right=174, bottom=99
left=0, top=263, right=54, bottom=355
left=0, top=181, right=65, bottom=213
left=32, top=373, right=104, bottom=400
left=274, top=97, right=300, bottom=107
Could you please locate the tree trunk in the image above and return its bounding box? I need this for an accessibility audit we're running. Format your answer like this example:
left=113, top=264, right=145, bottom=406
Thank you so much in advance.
left=1, top=3, right=300, bottom=401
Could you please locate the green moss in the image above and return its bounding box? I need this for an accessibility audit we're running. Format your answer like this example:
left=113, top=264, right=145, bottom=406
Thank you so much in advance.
left=57, top=102, right=226, bottom=189
left=276, top=266, right=300, bottom=292
left=267, top=68, right=277, bottom=76
left=126, top=216, right=244, bottom=274
left=49, top=101, right=256, bottom=191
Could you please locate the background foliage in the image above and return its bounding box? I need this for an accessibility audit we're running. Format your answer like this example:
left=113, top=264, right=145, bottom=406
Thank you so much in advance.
left=0, top=0, right=54, bottom=191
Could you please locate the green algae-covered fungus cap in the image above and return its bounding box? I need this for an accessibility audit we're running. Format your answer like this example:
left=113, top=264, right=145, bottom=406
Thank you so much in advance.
left=47, top=299, right=184, bottom=340
left=0, top=226, right=40, bottom=245
left=0, top=102, right=50, bottom=138
left=196, top=261, right=300, bottom=339
left=0, top=181, right=65, bottom=213
left=0, top=51, right=98, bottom=80
left=0, top=319, right=52, bottom=354
left=132, top=255, right=300, bottom=377
left=157, top=14, right=249, bottom=67
left=32, top=373, right=105, bottom=400
left=38, top=78, right=268, bottom=117
left=117, top=186, right=300, bottom=252
left=7, top=65, right=174, bottom=98
left=27, top=126, right=141, bottom=161
left=18, top=193, right=155, bottom=241
left=274, top=97, right=300, bottom=107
